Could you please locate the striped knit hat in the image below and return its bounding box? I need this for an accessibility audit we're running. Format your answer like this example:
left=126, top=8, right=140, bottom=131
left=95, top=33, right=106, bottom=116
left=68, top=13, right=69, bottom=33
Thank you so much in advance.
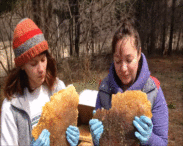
left=13, top=18, right=48, bottom=67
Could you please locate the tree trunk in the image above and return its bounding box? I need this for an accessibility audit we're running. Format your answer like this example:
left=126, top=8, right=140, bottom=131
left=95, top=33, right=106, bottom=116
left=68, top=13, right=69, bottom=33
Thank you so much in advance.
left=115, top=0, right=121, bottom=26
left=43, top=0, right=52, bottom=41
left=69, top=18, right=73, bottom=56
left=69, top=0, right=74, bottom=56
left=176, top=29, right=181, bottom=51
left=90, top=1, right=94, bottom=56
left=168, top=0, right=176, bottom=56
left=144, top=1, right=148, bottom=52
left=161, top=0, right=167, bottom=56
left=135, top=0, right=144, bottom=51
left=149, top=2, right=155, bottom=56
left=21, top=0, right=25, bottom=18
left=32, top=0, right=41, bottom=27
left=74, top=0, right=80, bottom=57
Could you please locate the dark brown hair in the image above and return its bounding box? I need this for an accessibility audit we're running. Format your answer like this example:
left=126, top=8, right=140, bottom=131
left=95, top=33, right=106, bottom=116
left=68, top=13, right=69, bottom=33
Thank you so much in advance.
left=112, top=18, right=141, bottom=54
left=3, top=50, right=57, bottom=100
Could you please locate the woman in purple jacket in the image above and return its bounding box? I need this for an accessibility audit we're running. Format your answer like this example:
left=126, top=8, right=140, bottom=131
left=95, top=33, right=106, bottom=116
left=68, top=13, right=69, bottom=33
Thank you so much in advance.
left=89, top=19, right=169, bottom=146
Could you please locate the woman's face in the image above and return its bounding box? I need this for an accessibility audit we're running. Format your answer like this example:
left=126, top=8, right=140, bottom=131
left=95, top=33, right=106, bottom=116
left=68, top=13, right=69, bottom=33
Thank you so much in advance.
left=114, top=36, right=141, bottom=88
left=22, top=53, right=47, bottom=89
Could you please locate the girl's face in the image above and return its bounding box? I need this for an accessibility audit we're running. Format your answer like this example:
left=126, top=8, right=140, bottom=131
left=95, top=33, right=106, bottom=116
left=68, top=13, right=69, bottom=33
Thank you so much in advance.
left=22, top=53, right=47, bottom=89
left=114, top=37, right=141, bottom=88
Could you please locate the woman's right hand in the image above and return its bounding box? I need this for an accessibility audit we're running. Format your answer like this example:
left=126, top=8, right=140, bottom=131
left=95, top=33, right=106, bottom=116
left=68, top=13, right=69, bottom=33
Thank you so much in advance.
left=31, top=129, right=50, bottom=146
left=89, top=119, right=104, bottom=146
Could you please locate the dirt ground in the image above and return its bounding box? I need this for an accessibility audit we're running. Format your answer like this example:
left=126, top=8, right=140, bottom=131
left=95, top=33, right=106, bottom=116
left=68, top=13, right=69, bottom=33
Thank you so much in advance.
left=0, top=54, right=183, bottom=145
left=147, top=55, right=183, bottom=146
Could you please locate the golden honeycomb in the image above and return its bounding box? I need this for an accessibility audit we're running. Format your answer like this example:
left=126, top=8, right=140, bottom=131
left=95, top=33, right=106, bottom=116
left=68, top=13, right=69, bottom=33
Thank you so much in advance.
left=32, top=85, right=79, bottom=146
left=93, top=90, right=152, bottom=146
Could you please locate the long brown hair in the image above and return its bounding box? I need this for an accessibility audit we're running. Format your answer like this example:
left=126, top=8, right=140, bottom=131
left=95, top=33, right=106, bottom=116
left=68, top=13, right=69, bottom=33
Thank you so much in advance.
left=4, top=50, right=57, bottom=100
left=112, top=18, right=141, bottom=55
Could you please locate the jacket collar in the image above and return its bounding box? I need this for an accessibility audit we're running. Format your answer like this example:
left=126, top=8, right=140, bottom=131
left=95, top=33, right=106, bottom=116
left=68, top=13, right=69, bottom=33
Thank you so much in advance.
left=10, top=85, right=43, bottom=116
left=11, top=92, right=31, bottom=116
left=10, top=79, right=58, bottom=116
left=108, top=53, right=150, bottom=93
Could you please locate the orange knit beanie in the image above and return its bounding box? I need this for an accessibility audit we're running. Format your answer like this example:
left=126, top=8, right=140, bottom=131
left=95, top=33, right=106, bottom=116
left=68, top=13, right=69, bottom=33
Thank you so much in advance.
left=13, top=18, right=48, bottom=67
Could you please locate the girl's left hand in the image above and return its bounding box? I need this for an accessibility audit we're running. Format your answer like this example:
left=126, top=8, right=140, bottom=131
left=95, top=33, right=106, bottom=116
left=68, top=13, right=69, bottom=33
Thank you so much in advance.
left=66, top=125, right=80, bottom=146
left=133, top=115, right=153, bottom=145
left=89, top=119, right=104, bottom=146
left=31, top=129, right=50, bottom=146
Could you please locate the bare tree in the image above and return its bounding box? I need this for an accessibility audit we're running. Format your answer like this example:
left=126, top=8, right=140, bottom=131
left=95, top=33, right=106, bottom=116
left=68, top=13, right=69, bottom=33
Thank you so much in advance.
left=68, top=0, right=74, bottom=56
left=74, top=0, right=80, bottom=57
left=0, top=13, right=15, bottom=75
left=161, top=0, right=167, bottom=56
left=90, top=1, right=94, bottom=56
left=32, top=0, right=42, bottom=27
left=149, top=2, right=156, bottom=55
left=43, top=0, right=53, bottom=41
left=168, top=0, right=176, bottom=56
left=176, top=29, right=181, bottom=51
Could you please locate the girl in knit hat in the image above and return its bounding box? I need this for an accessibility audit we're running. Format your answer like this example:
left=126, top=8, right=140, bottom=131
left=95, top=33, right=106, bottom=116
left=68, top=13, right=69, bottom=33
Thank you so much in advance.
left=1, top=18, right=79, bottom=146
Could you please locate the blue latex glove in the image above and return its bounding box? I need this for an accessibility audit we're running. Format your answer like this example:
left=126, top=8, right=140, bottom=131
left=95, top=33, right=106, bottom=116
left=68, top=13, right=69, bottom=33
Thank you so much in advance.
left=89, top=119, right=104, bottom=146
left=133, top=116, right=153, bottom=145
left=93, top=110, right=96, bottom=115
left=31, top=129, right=50, bottom=146
left=66, top=125, right=80, bottom=146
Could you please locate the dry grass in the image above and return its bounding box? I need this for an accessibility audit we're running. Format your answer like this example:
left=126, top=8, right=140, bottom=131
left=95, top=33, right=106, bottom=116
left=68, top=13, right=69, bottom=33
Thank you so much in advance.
left=57, top=53, right=112, bottom=87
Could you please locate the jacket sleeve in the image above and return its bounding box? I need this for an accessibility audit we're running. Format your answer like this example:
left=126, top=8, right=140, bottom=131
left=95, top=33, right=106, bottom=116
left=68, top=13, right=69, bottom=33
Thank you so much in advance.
left=96, top=91, right=112, bottom=110
left=95, top=75, right=112, bottom=110
left=145, top=87, right=169, bottom=146
left=95, top=92, right=102, bottom=110
left=1, top=99, right=18, bottom=146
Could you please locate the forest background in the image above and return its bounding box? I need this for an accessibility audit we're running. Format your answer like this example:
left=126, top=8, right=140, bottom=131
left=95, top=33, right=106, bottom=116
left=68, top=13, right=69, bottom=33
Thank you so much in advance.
left=0, top=0, right=182, bottom=145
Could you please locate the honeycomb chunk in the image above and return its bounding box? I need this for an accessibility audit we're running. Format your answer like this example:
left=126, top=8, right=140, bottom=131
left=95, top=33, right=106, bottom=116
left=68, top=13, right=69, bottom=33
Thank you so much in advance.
left=79, top=125, right=93, bottom=144
left=93, top=90, right=152, bottom=146
left=32, top=85, right=79, bottom=146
